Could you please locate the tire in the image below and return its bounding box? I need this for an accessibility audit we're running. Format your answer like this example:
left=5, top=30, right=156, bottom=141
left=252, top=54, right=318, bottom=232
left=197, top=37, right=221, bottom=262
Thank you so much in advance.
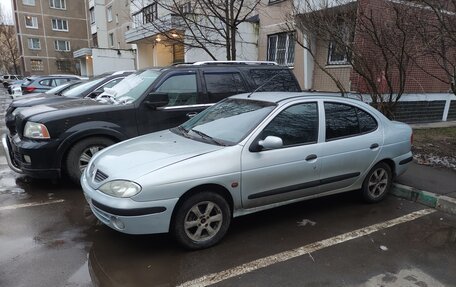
left=65, top=137, right=114, bottom=184
left=172, top=192, right=231, bottom=250
left=361, top=162, right=392, bottom=203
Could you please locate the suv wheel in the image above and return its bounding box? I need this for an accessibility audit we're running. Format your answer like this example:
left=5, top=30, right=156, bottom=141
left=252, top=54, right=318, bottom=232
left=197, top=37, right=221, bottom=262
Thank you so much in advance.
left=65, top=137, right=114, bottom=184
left=172, top=192, right=231, bottom=250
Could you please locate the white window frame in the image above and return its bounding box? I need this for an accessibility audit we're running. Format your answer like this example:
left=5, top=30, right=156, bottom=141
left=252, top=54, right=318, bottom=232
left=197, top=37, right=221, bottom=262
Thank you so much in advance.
left=327, top=24, right=351, bottom=65
left=50, top=0, right=66, bottom=10
left=25, top=16, right=38, bottom=29
left=108, top=33, right=114, bottom=47
left=54, top=40, right=71, bottom=51
left=51, top=19, right=69, bottom=31
left=28, top=38, right=41, bottom=50
left=107, top=6, right=113, bottom=22
left=22, top=0, right=36, bottom=6
left=89, top=7, right=95, bottom=24
left=267, top=32, right=295, bottom=66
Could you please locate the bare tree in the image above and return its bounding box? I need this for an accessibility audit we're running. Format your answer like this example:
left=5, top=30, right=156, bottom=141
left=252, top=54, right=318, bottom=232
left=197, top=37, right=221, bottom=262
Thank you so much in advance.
left=0, top=22, right=20, bottom=74
left=130, top=0, right=261, bottom=61
left=293, top=0, right=422, bottom=119
left=408, top=0, right=456, bottom=95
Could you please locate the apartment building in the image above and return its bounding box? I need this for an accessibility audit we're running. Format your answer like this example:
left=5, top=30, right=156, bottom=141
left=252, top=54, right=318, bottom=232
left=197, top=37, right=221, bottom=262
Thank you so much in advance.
left=73, top=0, right=135, bottom=76
left=12, top=0, right=90, bottom=75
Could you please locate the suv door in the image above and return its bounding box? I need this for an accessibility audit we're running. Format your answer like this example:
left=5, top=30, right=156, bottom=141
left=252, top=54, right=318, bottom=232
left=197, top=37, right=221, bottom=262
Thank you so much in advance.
left=136, top=72, right=208, bottom=134
left=241, top=101, right=321, bottom=208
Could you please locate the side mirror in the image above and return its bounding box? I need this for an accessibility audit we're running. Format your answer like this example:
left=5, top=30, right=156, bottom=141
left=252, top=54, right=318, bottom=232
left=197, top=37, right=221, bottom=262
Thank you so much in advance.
left=144, top=92, right=169, bottom=109
left=250, top=136, right=283, bottom=152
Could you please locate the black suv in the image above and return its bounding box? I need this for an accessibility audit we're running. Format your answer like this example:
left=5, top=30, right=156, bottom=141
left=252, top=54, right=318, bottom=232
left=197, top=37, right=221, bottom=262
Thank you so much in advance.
left=2, top=62, right=301, bottom=183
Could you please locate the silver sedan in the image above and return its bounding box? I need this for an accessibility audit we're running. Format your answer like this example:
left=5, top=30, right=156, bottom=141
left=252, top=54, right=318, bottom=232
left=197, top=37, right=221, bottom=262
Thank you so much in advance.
left=81, top=92, right=413, bottom=249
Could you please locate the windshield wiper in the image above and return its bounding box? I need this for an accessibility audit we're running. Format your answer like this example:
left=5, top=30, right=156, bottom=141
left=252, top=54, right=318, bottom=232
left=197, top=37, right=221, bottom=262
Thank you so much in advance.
left=174, top=126, right=190, bottom=138
left=190, top=129, right=226, bottom=146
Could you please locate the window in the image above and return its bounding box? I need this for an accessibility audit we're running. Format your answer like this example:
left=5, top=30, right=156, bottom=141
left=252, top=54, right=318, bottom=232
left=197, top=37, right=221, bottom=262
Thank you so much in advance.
left=52, top=77, right=70, bottom=84
left=143, top=3, right=158, bottom=23
left=52, top=19, right=68, bottom=31
left=89, top=7, right=95, bottom=24
left=108, top=33, right=114, bottom=47
left=328, top=24, right=352, bottom=65
left=324, top=102, right=377, bottom=141
left=156, top=74, right=197, bottom=106
left=250, top=69, right=300, bottom=92
left=25, top=16, right=38, bottom=28
left=39, top=79, right=52, bottom=86
left=56, top=61, right=72, bottom=72
left=28, top=38, right=41, bottom=50
left=261, top=103, right=319, bottom=146
left=30, top=59, right=43, bottom=71
left=267, top=32, right=295, bottom=66
left=50, top=0, right=66, bottom=9
left=23, top=0, right=35, bottom=6
left=180, top=2, right=192, bottom=13
left=107, top=6, right=113, bottom=22
left=54, top=40, right=70, bottom=51
left=204, top=73, right=247, bottom=102
left=173, top=44, right=184, bottom=63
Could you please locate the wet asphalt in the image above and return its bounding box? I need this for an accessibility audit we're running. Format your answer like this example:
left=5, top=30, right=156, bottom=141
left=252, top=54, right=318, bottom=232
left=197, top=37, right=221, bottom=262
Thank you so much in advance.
left=0, top=88, right=455, bottom=287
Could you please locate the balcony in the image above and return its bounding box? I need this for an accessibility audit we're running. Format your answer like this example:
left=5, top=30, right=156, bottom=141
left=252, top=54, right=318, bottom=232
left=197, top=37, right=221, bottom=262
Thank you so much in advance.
left=125, top=14, right=183, bottom=43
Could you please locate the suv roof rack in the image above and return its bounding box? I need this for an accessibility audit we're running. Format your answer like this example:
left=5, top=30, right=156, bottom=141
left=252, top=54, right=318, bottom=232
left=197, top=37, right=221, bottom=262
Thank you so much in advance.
left=192, top=61, right=278, bottom=66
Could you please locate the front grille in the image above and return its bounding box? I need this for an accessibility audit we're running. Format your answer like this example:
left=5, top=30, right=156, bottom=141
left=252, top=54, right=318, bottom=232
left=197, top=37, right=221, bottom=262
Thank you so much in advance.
left=94, top=169, right=109, bottom=182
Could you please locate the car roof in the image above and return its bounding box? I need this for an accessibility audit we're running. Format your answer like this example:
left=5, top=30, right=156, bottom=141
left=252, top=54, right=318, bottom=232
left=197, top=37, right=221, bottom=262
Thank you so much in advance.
left=230, top=92, right=363, bottom=104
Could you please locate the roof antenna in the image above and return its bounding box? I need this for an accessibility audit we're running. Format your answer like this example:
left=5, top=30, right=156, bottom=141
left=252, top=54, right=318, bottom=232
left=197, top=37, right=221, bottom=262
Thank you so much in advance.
left=247, top=72, right=282, bottom=98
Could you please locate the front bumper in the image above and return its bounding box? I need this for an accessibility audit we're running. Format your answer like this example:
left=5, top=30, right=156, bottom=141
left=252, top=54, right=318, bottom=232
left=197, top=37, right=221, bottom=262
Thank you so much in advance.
left=81, top=174, right=179, bottom=235
left=1, top=133, right=60, bottom=178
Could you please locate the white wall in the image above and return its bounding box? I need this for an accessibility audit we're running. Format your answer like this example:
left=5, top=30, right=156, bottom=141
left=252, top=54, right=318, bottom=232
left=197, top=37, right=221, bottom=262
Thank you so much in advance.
left=92, top=49, right=136, bottom=75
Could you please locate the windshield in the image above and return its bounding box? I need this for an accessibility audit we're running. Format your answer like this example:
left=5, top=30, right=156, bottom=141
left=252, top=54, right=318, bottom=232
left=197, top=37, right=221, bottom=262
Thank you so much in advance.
left=61, top=78, right=105, bottom=98
left=175, top=98, right=276, bottom=145
left=97, top=70, right=161, bottom=105
left=45, top=82, right=71, bottom=94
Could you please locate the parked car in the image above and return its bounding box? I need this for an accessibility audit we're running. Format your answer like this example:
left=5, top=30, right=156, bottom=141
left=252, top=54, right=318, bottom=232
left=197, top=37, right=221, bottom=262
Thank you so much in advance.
left=21, top=75, right=84, bottom=94
left=2, top=61, right=301, bottom=183
left=5, top=72, right=132, bottom=136
left=2, top=75, right=23, bottom=87
left=80, top=92, right=413, bottom=249
left=7, top=80, right=26, bottom=96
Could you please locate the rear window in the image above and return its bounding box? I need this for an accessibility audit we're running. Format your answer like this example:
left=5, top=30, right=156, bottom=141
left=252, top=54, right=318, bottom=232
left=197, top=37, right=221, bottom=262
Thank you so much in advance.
left=250, top=69, right=300, bottom=92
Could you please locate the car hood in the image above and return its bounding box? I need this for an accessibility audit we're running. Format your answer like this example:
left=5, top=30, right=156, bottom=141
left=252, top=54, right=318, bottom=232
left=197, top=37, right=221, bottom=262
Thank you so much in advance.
left=12, top=93, right=69, bottom=108
left=89, top=130, right=224, bottom=183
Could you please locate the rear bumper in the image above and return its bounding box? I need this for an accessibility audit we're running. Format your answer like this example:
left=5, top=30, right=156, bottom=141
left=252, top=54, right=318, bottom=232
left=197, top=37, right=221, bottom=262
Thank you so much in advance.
left=393, top=151, right=413, bottom=177
left=1, top=133, right=60, bottom=178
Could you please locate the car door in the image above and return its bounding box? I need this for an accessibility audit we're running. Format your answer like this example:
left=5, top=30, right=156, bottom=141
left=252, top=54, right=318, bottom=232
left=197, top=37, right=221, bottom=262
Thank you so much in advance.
left=202, top=70, right=248, bottom=103
left=241, top=101, right=322, bottom=209
left=136, top=71, right=208, bottom=135
left=318, top=101, right=382, bottom=193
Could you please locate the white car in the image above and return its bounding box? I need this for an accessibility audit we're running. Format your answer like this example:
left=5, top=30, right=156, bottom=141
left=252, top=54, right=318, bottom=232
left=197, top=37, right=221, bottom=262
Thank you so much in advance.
left=81, top=92, right=413, bottom=249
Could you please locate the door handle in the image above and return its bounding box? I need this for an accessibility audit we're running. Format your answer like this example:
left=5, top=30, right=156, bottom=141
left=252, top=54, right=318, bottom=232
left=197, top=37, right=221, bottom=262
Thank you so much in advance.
left=186, top=112, right=198, bottom=118
left=305, top=154, right=317, bottom=161
left=370, top=143, right=379, bottom=149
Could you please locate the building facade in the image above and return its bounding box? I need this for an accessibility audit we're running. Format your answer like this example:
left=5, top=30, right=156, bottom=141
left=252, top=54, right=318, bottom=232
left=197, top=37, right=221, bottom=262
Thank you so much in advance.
left=73, top=0, right=136, bottom=77
left=12, top=0, right=90, bottom=75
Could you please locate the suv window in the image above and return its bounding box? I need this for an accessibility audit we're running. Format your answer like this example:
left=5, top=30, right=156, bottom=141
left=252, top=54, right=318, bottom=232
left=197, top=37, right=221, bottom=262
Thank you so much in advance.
left=250, top=69, right=300, bottom=92
left=261, top=102, right=318, bottom=146
left=204, top=72, right=247, bottom=102
left=53, top=78, right=69, bottom=86
left=324, top=102, right=377, bottom=141
left=156, top=74, right=197, bottom=106
left=39, top=79, right=53, bottom=86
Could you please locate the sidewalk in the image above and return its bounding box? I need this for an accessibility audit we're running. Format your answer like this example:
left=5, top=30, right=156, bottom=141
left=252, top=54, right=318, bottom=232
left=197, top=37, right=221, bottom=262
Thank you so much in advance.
left=393, top=162, right=456, bottom=215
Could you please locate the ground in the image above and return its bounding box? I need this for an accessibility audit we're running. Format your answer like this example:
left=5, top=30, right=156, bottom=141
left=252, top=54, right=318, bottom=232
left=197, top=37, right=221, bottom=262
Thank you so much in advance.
left=412, top=127, right=456, bottom=170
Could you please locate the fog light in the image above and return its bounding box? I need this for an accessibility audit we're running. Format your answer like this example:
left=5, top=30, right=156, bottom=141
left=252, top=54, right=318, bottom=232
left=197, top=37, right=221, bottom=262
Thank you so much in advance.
left=111, top=216, right=125, bottom=230
left=23, top=155, right=31, bottom=163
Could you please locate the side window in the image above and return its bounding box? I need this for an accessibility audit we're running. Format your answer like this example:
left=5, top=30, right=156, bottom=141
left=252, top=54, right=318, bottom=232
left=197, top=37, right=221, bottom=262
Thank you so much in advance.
left=324, top=102, right=377, bottom=141
left=250, top=69, right=300, bottom=92
left=156, top=74, right=197, bottom=106
left=357, top=108, right=378, bottom=133
left=261, top=102, right=318, bottom=146
left=204, top=72, right=247, bottom=102
left=53, top=78, right=68, bottom=86
left=94, top=78, right=122, bottom=93
left=39, top=79, right=52, bottom=86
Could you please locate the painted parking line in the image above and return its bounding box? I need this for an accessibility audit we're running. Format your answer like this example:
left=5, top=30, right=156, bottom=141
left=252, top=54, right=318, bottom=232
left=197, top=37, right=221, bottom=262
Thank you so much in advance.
left=0, top=199, right=65, bottom=211
left=178, top=208, right=436, bottom=287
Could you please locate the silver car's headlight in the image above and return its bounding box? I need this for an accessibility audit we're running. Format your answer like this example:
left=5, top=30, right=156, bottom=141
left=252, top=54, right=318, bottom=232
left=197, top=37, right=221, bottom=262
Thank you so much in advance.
left=98, top=180, right=142, bottom=198
left=24, top=121, right=50, bottom=139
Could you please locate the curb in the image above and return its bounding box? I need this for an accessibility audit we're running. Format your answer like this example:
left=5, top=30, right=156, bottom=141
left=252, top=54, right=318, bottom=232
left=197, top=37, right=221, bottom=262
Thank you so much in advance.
left=392, top=183, right=456, bottom=215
